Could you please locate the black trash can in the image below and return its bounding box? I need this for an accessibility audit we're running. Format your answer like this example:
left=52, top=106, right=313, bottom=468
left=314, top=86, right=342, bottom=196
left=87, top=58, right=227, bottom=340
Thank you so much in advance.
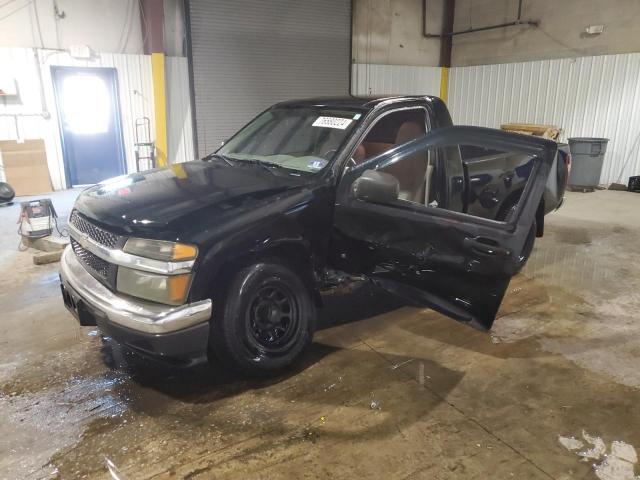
left=568, top=137, right=609, bottom=190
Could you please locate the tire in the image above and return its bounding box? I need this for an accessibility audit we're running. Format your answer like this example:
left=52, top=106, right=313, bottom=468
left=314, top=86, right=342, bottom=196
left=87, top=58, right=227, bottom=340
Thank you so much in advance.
left=0, top=182, right=15, bottom=204
left=499, top=202, right=536, bottom=271
left=209, top=261, right=316, bottom=375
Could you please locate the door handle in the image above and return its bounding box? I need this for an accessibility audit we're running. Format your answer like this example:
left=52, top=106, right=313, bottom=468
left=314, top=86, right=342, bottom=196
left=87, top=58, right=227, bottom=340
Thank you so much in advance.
left=463, top=236, right=510, bottom=256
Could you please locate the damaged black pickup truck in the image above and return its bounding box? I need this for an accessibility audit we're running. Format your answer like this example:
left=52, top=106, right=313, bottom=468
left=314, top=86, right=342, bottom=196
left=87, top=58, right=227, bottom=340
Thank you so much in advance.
left=60, top=96, right=570, bottom=374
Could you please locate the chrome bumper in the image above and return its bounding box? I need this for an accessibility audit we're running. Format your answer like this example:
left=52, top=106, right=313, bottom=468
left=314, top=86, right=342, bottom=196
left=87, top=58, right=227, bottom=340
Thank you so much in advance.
left=59, top=246, right=212, bottom=334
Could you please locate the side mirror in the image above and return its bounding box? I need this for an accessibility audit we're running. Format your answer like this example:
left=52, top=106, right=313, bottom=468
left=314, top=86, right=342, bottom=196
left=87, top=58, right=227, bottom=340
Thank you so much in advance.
left=352, top=170, right=399, bottom=204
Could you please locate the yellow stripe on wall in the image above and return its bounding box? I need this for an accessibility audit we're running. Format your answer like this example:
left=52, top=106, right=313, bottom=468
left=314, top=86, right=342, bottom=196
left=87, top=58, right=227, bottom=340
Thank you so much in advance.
left=151, top=52, right=168, bottom=167
left=440, top=67, right=449, bottom=104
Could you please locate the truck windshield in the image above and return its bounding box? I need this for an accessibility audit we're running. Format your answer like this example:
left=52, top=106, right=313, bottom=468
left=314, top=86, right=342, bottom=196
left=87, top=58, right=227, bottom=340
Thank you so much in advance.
left=217, top=107, right=363, bottom=174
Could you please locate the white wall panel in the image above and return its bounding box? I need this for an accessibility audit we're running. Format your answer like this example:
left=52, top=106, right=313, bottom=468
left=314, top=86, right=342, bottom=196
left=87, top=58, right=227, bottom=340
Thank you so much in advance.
left=0, top=0, right=144, bottom=54
left=449, top=53, right=640, bottom=185
left=38, top=49, right=156, bottom=189
left=0, top=48, right=47, bottom=183
left=166, top=56, right=195, bottom=164
left=352, top=63, right=441, bottom=97
left=0, top=47, right=155, bottom=189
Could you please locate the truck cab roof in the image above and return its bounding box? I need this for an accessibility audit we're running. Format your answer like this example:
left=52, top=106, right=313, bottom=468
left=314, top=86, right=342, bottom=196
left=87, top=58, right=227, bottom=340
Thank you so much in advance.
left=273, top=95, right=443, bottom=111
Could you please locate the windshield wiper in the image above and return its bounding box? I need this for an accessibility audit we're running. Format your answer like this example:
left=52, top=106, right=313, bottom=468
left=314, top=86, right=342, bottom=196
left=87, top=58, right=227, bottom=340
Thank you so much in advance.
left=225, top=157, right=280, bottom=175
left=248, top=159, right=279, bottom=175
left=206, top=153, right=283, bottom=176
left=202, top=153, right=233, bottom=166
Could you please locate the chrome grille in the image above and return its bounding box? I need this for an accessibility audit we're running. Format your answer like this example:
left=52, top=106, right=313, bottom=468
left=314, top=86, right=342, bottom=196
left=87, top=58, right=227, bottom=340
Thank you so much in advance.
left=71, top=238, right=113, bottom=280
left=69, top=210, right=120, bottom=249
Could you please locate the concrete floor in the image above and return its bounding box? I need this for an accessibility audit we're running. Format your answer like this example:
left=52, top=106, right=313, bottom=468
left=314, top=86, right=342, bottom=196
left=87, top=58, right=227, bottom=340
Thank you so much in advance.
left=1, top=190, right=640, bottom=480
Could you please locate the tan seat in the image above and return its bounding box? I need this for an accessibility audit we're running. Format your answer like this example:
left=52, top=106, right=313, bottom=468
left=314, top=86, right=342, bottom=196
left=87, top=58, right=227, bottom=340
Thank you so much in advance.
left=353, top=144, right=366, bottom=164
left=362, top=141, right=395, bottom=158
left=381, top=121, right=428, bottom=203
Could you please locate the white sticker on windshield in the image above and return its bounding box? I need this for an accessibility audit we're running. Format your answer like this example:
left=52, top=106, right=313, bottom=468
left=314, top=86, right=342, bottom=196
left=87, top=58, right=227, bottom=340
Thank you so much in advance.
left=312, top=116, right=353, bottom=130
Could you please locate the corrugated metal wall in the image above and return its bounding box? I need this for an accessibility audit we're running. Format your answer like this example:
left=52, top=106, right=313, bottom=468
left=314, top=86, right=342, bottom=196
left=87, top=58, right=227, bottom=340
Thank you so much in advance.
left=0, top=48, right=194, bottom=190
left=0, top=47, right=155, bottom=189
left=448, top=53, right=640, bottom=185
left=188, top=0, right=352, bottom=156
left=351, top=63, right=441, bottom=96
left=0, top=48, right=52, bottom=184
left=166, top=56, right=195, bottom=164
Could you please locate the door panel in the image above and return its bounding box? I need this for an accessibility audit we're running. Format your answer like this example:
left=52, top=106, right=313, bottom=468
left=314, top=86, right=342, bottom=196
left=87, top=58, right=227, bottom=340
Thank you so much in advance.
left=332, top=126, right=557, bottom=330
left=52, top=66, right=126, bottom=187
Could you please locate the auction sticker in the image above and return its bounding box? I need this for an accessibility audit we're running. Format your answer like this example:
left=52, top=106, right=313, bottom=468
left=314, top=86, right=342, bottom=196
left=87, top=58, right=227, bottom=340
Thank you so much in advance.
left=308, top=159, right=328, bottom=170
left=312, top=116, right=352, bottom=129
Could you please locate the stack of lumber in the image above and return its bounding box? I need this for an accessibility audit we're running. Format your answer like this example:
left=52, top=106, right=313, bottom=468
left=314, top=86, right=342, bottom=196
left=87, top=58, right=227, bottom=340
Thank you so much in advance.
left=500, top=123, right=562, bottom=141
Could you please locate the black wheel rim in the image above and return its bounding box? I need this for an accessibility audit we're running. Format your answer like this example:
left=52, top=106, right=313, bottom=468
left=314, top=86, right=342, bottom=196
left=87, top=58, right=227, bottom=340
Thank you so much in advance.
left=244, top=281, right=300, bottom=356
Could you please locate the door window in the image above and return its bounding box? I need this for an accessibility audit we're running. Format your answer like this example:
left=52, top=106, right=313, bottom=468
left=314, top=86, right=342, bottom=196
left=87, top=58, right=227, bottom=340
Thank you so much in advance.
left=350, top=109, right=429, bottom=203
left=61, top=74, right=111, bottom=135
left=344, top=138, right=541, bottom=228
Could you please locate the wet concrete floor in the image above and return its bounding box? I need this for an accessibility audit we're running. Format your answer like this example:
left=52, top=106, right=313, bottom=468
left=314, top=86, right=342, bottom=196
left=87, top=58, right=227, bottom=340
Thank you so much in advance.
left=1, top=190, right=640, bottom=479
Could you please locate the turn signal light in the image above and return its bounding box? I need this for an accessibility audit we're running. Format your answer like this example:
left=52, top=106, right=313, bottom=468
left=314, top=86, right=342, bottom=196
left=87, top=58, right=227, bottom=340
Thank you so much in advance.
left=171, top=243, right=198, bottom=261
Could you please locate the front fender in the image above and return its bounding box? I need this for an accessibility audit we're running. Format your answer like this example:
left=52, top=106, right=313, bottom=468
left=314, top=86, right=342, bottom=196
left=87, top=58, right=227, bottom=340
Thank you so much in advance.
left=187, top=186, right=334, bottom=305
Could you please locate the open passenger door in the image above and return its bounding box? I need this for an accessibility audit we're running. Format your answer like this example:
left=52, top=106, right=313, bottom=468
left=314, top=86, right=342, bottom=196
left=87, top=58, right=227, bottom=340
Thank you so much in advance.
left=333, top=126, right=557, bottom=331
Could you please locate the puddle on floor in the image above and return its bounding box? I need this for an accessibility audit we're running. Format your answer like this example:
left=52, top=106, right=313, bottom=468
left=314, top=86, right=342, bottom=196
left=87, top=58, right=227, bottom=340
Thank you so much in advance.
left=0, top=370, right=129, bottom=479
left=489, top=219, right=640, bottom=389
left=2, top=212, right=640, bottom=479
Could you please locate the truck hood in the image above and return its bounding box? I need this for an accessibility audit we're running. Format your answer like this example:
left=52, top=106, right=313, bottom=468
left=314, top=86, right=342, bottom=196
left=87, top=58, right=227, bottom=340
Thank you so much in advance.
left=74, top=159, right=311, bottom=237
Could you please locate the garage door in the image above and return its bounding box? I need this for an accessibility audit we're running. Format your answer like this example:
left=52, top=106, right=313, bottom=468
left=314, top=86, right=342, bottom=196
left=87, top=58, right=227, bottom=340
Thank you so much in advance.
left=187, top=0, right=352, bottom=157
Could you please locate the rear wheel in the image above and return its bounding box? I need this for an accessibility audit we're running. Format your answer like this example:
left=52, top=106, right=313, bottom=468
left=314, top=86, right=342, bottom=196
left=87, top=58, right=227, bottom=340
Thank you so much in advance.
left=209, top=261, right=316, bottom=375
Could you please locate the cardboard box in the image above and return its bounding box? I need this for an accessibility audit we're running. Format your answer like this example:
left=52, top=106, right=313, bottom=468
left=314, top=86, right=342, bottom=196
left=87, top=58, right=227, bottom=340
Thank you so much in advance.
left=500, top=123, right=562, bottom=141
left=0, top=139, right=53, bottom=196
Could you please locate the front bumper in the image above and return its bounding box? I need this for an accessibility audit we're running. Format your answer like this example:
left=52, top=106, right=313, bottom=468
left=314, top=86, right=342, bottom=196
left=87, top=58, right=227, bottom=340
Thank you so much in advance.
left=59, top=246, right=212, bottom=359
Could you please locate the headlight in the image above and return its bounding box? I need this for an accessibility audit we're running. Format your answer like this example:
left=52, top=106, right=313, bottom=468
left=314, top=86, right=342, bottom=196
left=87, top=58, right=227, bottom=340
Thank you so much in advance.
left=117, top=268, right=192, bottom=305
left=123, top=238, right=198, bottom=262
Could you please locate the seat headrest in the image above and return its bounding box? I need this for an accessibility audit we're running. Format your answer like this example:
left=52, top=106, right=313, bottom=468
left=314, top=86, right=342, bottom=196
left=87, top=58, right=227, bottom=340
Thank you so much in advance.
left=395, top=121, right=425, bottom=144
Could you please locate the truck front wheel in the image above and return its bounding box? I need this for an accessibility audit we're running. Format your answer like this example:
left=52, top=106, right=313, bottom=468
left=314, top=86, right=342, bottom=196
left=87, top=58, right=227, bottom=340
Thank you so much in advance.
left=209, top=261, right=316, bottom=375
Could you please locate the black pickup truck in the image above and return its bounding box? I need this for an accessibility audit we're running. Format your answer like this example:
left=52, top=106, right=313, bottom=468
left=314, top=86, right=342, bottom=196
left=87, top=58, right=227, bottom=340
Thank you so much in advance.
left=60, top=96, right=569, bottom=374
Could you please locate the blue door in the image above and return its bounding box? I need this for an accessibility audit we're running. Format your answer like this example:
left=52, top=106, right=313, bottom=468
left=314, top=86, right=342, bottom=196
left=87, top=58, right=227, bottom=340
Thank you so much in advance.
left=52, top=66, right=126, bottom=187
